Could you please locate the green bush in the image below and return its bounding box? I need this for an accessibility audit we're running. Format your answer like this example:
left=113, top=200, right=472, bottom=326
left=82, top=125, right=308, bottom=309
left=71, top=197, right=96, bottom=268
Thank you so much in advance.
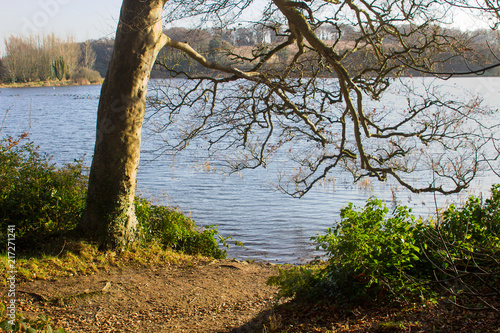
left=0, top=135, right=88, bottom=243
left=270, top=198, right=430, bottom=306
left=316, top=199, right=429, bottom=304
left=423, top=185, right=500, bottom=310
left=269, top=187, right=500, bottom=308
left=435, top=185, right=500, bottom=258
left=0, top=135, right=233, bottom=259
left=135, top=198, right=229, bottom=259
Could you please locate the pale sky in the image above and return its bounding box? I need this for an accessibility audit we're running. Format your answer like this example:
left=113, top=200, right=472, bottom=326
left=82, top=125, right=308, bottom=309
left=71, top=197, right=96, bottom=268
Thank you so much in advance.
left=0, top=0, right=123, bottom=55
left=0, top=0, right=266, bottom=55
left=0, top=0, right=491, bottom=56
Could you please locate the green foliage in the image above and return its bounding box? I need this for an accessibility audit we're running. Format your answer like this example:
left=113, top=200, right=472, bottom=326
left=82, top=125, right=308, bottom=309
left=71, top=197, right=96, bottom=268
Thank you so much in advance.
left=135, top=198, right=231, bottom=259
left=437, top=185, right=500, bottom=253
left=52, top=56, right=65, bottom=81
left=0, top=135, right=88, bottom=244
left=267, top=263, right=330, bottom=302
left=423, top=185, right=500, bottom=310
left=418, top=187, right=500, bottom=274
left=0, top=303, right=67, bottom=333
left=318, top=198, right=429, bottom=304
left=316, top=198, right=424, bottom=276
left=270, top=198, right=429, bottom=306
left=0, top=135, right=234, bottom=259
left=269, top=188, right=500, bottom=308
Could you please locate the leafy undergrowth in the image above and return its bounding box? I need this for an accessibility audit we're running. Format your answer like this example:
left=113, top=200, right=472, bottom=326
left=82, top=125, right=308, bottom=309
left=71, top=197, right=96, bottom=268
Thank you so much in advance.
left=0, top=134, right=231, bottom=260
left=265, top=186, right=500, bottom=332
left=0, top=134, right=235, bottom=331
left=259, top=300, right=500, bottom=332
left=0, top=134, right=230, bottom=287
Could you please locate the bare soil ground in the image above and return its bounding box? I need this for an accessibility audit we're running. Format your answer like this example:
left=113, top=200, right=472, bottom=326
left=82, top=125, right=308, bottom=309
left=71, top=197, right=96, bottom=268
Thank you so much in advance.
left=14, top=260, right=279, bottom=333
left=8, top=258, right=500, bottom=333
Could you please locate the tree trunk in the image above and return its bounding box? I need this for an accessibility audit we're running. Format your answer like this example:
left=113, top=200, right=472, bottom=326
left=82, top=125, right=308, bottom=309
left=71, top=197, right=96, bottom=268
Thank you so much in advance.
left=79, top=0, right=166, bottom=250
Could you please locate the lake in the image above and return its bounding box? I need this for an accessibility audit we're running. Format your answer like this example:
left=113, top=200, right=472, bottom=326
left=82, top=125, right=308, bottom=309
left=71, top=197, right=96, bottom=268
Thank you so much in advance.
left=1, top=78, right=498, bottom=263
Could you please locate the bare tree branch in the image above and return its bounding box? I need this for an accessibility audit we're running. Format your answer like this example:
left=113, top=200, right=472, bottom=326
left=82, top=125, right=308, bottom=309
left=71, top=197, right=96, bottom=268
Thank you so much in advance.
left=148, top=0, right=500, bottom=197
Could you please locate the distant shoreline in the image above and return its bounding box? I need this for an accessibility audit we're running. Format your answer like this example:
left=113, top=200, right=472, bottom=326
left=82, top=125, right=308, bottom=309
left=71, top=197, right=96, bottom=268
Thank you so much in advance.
left=0, top=80, right=103, bottom=89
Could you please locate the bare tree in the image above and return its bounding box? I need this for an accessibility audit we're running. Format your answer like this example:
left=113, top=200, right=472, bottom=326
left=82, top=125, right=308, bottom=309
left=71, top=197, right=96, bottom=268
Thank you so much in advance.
left=78, top=0, right=169, bottom=249
left=2, top=37, right=20, bottom=82
left=3, top=36, right=38, bottom=83
left=149, top=0, right=500, bottom=197
left=2, top=34, right=82, bottom=82
left=79, top=0, right=500, bottom=249
left=79, top=0, right=263, bottom=249
left=81, top=40, right=97, bottom=70
left=61, top=36, right=80, bottom=79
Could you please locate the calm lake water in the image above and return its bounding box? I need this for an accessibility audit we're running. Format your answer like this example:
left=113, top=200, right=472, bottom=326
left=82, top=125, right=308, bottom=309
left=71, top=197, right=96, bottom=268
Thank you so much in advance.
left=1, top=78, right=499, bottom=263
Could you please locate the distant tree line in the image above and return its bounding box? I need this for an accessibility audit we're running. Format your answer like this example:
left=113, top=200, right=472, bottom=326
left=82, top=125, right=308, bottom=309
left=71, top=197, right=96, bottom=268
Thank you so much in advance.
left=153, top=24, right=500, bottom=78
left=2, top=25, right=498, bottom=84
left=0, top=34, right=102, bottom=84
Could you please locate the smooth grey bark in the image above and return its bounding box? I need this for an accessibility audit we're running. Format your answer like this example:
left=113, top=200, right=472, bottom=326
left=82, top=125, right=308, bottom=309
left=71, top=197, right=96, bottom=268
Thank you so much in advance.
left=79, top=0, right=167, bottom=250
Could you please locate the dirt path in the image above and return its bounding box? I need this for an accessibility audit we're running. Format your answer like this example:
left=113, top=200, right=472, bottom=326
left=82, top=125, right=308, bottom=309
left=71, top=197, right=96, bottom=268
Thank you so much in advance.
left=14, top=260, right=279, bottom=332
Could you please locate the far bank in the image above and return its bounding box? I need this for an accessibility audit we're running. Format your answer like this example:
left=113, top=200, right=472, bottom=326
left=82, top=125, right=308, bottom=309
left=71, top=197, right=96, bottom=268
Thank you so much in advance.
left=0, top=79, right=103, bottom=89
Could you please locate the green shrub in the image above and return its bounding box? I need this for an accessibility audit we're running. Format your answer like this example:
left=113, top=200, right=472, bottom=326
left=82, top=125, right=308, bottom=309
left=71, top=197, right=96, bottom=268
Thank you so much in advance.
left=135, top=198, right=229, bottom=259
left=269, top=187, right=500, bottom=308
left=0, top=135, right=88, bottom=244
left=321, top=198, right=431, bottom=304
left=419, top=186, right=500, bottom=275
left=0, top=135, right=233, bottom=259
left=270, top=198, right=430, bottom=306
left=423, top=185, right=500, bottom=310
left=435, top=185, right=500, bottom=257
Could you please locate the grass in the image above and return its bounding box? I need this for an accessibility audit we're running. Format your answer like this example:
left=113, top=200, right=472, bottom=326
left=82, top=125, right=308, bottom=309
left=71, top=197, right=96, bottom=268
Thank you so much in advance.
left=0, top=238, right=209, bottom=287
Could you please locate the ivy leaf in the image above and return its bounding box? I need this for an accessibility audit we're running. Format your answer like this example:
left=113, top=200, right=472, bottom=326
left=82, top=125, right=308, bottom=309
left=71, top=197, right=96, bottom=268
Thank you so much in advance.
left=0, top=319, right=13, bottom=331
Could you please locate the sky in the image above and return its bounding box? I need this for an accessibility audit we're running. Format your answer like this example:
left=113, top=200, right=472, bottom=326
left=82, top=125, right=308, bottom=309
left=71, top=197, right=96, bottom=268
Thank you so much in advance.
left=0, top=0, right=492, bottom=56
left=0, top=0, right=267, bottom=55
left=0, top=0, right=124, bottom=55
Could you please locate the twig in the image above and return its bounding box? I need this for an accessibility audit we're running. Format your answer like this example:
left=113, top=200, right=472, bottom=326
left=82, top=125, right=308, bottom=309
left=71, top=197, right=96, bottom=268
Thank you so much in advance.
left=57, top=239, right=67, bottom=257
left=0, top=105, right=12, bottom=136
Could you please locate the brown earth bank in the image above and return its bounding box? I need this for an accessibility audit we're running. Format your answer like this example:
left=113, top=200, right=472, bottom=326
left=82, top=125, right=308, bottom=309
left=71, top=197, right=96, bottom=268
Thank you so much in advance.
left=6, top=259, right=500, bottom=333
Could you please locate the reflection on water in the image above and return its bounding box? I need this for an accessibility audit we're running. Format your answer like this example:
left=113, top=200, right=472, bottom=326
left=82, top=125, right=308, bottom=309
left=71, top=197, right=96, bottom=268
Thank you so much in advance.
left=0, top=79, right=498, bottom=263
